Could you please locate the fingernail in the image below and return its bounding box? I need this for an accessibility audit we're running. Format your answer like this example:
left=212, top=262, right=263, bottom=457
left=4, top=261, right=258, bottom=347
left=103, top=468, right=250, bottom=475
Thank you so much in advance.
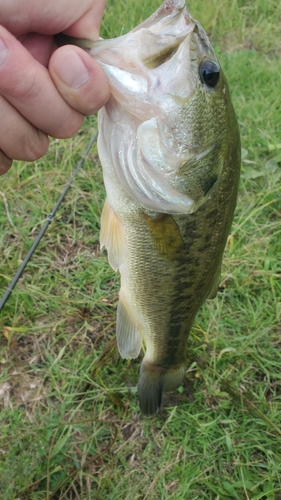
left=0, top=37, right=9, bottom=66
left=54, top=50, right=90, bottom=89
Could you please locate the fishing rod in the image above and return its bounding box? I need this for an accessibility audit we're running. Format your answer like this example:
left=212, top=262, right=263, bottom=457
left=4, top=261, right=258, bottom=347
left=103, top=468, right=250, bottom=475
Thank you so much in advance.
left=0, top=131, right=99, bottom=312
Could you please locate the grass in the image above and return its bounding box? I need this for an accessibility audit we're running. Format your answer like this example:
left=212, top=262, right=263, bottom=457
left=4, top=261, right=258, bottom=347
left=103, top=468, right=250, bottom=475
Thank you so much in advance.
left=0, top=0, right=281, bottom=498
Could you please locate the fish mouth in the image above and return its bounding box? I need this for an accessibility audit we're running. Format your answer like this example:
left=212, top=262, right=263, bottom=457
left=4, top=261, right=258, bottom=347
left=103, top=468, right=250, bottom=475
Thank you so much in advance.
left=95, top=0, right=221, bottom=215
left=88, top=0, right=216, bottom=110
left=89, top=0, right=196, bottom=66
left=88, top=3, right=198, bottom=124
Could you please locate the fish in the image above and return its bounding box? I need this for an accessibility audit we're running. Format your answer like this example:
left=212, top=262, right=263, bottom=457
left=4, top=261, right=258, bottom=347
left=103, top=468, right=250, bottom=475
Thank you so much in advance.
left=56, top=0, right=240, bottom=415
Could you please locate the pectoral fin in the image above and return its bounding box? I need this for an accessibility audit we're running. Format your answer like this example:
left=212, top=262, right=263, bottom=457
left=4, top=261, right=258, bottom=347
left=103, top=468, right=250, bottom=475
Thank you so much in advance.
left=144, top=213, right=185, bottom=260
left=116, top=295, right=143, bottom=359
left=100, top=199, right=127, bottom=271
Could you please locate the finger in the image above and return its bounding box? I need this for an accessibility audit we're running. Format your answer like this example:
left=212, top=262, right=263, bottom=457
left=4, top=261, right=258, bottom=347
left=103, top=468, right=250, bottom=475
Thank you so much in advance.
left=0, top=150, right=13, bottom=176
left=1, top=0, right=106, bottom=39
left=63, top=0, right=106, bottom=39
left=0, top=26, right=84, bottom=139
left=20, top=33, right=54, bottom=66
left=19, top=34, right=110, bottom=115
left=0, top=95, right=49, bottom=161
left=49, top=46, right=110, bottom=115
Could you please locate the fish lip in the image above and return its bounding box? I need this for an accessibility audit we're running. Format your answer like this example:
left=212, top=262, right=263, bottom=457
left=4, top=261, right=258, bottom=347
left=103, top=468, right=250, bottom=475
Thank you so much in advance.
left=131, top=0, right=188, bottom=32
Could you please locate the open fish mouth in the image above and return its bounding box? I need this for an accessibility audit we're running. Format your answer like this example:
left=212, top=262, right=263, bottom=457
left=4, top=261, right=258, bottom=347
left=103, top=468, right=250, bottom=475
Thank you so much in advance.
left=88, top=0, right=214, bottom=106
left=56, top=0, right=223, bottom=214
left=88, top=1, right=224, bottom=215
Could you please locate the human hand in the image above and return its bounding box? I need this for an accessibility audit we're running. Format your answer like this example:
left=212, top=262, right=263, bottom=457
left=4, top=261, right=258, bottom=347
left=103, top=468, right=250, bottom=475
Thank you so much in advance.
left=0, top=0, right=110, bottom=175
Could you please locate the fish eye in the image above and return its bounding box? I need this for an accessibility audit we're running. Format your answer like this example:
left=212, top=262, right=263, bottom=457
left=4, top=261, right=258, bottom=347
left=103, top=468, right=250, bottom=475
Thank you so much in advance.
left=199, top=60, right=220, bottom=88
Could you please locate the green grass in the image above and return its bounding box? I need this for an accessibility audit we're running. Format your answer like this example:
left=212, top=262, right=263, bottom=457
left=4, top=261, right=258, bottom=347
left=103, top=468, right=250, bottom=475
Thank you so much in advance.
left=0, top=0, right=281, bottom=498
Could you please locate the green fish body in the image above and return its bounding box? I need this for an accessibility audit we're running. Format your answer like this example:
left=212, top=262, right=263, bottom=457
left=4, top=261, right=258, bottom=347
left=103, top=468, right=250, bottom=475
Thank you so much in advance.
left=57, top=0, right=240, bottom=415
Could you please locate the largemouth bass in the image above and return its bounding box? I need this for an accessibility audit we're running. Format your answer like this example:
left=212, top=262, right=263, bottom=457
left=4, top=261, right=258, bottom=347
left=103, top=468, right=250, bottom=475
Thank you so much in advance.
left=57, top=0, right=240, bottom=415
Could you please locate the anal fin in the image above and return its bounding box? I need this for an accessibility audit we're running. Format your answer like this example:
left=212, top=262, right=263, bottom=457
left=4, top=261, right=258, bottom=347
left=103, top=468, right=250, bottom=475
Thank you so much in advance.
left=100, top=198, right=127, bottom=271
left=116, top=295, right=143, bottom=359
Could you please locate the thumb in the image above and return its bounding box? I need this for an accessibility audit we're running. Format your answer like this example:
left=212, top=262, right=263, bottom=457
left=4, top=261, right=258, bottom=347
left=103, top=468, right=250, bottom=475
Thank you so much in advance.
left=49, top=45, right=110, bottom=115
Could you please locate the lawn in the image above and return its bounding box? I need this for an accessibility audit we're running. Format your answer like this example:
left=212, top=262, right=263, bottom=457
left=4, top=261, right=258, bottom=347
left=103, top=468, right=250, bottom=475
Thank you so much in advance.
left=0, top=0, right=280, bottom=498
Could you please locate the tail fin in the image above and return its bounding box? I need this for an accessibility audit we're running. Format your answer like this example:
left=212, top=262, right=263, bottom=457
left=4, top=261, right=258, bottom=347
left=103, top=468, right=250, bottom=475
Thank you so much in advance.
left=137, top=361, right=185, bottom=416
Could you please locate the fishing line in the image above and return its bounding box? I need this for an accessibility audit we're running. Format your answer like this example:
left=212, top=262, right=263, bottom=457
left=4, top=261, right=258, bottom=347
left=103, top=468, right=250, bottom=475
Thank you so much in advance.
left=0, top=131, right=98, bottom=313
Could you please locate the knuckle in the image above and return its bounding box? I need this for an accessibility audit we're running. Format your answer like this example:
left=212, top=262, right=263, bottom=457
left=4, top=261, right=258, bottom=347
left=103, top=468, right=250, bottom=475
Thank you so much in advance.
left=0, top=92, right=49, bottom=162
left=52, top=112, right=84, bottom=139
left=23, top=133, right=49, bottom=161
left=12, top=69, right=43, bottom=103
